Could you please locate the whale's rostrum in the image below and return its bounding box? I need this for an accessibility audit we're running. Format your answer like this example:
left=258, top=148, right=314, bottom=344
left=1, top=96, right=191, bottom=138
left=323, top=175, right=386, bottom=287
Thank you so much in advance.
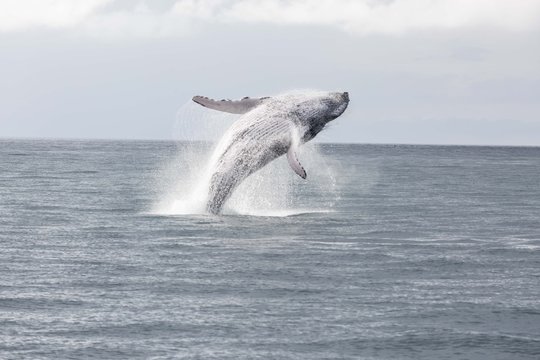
left=192, top=91, right=350, bottom=214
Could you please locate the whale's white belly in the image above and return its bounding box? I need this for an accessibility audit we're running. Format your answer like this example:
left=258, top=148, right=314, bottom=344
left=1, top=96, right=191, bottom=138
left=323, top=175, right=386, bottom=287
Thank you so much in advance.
left=206, top=115, right=295, bottom=214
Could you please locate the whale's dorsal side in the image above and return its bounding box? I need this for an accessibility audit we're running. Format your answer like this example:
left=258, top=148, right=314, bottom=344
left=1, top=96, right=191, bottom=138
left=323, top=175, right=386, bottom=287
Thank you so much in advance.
left=192, top=95, right=269, bottom=114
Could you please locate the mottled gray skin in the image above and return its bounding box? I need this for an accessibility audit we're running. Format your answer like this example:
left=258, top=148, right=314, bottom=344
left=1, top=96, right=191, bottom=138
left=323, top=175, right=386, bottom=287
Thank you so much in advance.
left=205, top=92, right=349, bottom=214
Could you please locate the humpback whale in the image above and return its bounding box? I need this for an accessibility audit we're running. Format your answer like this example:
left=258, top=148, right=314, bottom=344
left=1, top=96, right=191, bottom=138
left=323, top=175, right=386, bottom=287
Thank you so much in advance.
left=193, top=91, right=349, bottom=214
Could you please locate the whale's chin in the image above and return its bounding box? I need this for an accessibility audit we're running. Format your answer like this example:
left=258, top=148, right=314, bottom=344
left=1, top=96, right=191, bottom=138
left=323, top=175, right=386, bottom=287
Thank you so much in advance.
left=328, top=102, right=349, bottom=121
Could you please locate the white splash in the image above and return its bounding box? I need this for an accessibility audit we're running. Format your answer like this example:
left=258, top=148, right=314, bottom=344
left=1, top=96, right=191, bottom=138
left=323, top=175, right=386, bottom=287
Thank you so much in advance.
left=152, top=94, right=341, bottom=217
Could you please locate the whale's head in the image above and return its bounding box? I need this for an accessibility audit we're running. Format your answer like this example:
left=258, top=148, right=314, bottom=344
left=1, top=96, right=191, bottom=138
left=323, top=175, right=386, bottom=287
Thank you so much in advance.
left=291, top=91, right=349, bottom=141
left=324, top=91, right=350, bottom=122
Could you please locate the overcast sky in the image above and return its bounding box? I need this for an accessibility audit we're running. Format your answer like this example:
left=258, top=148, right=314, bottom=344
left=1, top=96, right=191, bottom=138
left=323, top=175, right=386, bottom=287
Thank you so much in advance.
left=1, top=0, right=539, bottom=145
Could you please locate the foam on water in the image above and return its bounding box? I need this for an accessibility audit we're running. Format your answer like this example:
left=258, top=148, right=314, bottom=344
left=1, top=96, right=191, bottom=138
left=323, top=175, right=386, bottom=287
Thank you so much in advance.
left=152, top=94, right=341, bottom=217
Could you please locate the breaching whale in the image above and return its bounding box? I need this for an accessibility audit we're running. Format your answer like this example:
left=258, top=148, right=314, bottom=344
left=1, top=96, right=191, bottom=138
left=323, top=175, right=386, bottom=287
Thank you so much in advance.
left=192, top=91, right=350, bottom=214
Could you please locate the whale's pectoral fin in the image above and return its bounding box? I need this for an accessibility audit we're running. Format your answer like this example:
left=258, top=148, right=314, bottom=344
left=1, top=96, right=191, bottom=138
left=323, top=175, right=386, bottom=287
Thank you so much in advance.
left=192, top=95, right=269, bottom=114
left=287, top=147, right=307, bottom=179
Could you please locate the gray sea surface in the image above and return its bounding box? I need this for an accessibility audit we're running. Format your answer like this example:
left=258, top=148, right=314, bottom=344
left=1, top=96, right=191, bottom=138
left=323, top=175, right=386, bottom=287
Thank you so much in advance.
left=1, top=139, right=539, bottom=359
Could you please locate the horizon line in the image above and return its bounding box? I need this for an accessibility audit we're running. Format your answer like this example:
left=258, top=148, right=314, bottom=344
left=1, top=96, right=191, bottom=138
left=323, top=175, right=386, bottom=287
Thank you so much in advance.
left=1, top=136, right=539, bottom=149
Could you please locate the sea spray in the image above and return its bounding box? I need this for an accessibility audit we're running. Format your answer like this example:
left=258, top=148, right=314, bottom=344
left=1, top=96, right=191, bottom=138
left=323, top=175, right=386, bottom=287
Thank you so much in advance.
left=225, top=141, right=340, bottom=216
left=151, top=101, right=236, bottom=215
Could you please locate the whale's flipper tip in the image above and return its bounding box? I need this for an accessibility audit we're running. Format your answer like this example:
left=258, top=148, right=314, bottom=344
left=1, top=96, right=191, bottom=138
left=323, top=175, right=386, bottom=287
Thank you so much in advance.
left=192, top=96, right=208, bottom=108
left=287, top=147, right=307, bottom=179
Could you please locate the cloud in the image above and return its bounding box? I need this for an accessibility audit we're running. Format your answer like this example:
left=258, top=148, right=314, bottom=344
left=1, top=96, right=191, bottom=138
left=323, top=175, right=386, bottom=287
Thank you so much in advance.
left=1, top=0, right=539, bottom=38
left=0, top=0, right=111, bottom=31
left=80, top=2, right=191, bottom=40
left=212, top=0, right=540, bottom=34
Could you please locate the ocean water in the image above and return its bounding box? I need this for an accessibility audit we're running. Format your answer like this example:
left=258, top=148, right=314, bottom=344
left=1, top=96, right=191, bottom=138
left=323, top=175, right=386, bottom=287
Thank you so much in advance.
left=1, top=139, right=539, bottom=359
